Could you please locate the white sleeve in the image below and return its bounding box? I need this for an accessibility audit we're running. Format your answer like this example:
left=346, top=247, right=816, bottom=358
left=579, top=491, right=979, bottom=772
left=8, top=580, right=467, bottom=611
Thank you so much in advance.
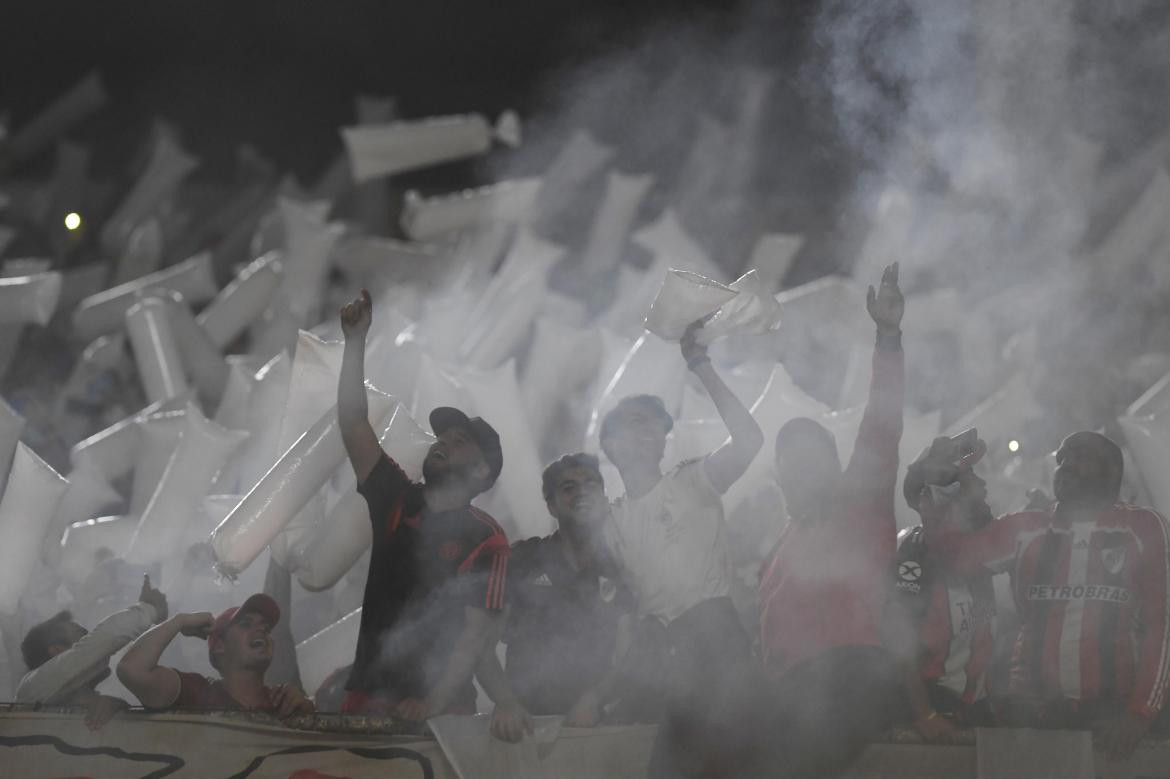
left=15, top=603, right=157, bottom=705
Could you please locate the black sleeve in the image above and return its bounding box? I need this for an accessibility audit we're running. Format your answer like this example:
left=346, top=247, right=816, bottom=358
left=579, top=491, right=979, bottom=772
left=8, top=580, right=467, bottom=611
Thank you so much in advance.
left=356, top=452, right=412, bottom=529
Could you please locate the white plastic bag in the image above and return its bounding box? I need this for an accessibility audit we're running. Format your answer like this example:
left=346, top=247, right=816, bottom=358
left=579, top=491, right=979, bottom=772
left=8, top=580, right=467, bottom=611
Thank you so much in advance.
left=644, top=269, right=736, bottom=341
left=401, top=178, right=542, bottom=240
left=697, top=269, right=784, bottom=344
left=68, top=395, right=186, bottom=482
left=128, top=409, right=187, bottom=516
left=0, top=271, right=62, bottom=326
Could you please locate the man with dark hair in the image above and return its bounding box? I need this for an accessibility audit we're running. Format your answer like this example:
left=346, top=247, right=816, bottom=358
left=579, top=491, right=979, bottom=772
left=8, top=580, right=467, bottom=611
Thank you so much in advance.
left=496, top=452, right=632, bottom=726
left=938, top=430, right=1170, bottom=760
left=17, top=575, right=167, bottom=729
left=336, top=289, right=514, bottom=723
left=117, top=592, right=313, bottom=716
left=599, top=319, right=763, bottom=779
left=888, top=431, right=998, bottom=742
left=756, top=263, right=905, bottom=777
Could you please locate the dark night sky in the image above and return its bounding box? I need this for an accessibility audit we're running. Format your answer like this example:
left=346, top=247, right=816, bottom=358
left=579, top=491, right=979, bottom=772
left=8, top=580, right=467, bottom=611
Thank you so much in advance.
left=1, top=0, right=821, bottom=181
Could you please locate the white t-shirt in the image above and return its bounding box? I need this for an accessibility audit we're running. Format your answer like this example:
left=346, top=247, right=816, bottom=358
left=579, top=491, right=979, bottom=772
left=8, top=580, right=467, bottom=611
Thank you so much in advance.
left=604, top=459, right=732, bottom=624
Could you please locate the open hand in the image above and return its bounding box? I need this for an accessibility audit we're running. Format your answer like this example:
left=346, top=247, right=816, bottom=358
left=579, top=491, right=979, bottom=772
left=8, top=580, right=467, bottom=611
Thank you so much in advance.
left=178, top=612, right=214, bottom=639
left=866, top=262, right=904, bottom=335
left=138, top=575, right=168, bottom=623
left=490, top=699, right=534, bottom=743
left=1098, top=709, right=1150, bottom=761
left=393, top=697, right=431, bottom=722
left=85, top=695, right=128, bottom=731
left=339, top=289, right=373, bottom=340
left=269, top=683, right=315, bottom=718
left=566, top=690, right=602, bottom=728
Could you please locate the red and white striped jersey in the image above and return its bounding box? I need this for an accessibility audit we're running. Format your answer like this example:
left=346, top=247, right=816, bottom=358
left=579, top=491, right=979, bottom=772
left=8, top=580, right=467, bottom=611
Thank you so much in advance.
left=946, top=504, right=1170, bottom=718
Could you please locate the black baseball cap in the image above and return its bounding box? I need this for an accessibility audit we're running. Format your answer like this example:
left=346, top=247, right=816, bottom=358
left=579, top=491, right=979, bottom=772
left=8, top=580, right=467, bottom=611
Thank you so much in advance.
left=430, top=407, right=504, bottom=489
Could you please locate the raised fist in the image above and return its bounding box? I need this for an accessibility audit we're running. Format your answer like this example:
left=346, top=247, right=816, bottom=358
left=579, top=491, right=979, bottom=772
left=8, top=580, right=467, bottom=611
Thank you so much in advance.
left=339, top=289, right=373, bottom=340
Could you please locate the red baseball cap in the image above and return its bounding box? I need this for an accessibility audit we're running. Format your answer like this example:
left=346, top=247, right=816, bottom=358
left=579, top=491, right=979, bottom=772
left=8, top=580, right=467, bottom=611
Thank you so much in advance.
left=207, top=593, right=280, bottom=669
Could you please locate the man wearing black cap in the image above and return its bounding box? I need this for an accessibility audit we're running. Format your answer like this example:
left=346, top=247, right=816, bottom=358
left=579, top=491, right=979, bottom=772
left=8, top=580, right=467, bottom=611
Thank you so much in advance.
left=116, top=592, right=313, bottom=716
left=337, top=289, right=512, bottom=721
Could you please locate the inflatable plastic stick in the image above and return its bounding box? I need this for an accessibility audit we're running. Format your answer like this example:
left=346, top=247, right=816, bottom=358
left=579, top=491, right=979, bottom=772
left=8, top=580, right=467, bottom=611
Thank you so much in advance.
left=0, top=271, right=62, bottom=326
left=0, top=396, right=25, bottom=500
left=0, top=444, right=69, bottom=614
left=579, top=171, right=653, bottom=276
left=162, top=294, right=229, bottom=406
left=195, top=251, right=283, bottom=349
left=125, top=403, right=248, bottom=565
left=125, top=297, right=189, bottom=403
left=128, top=409, right=187, bottom=517
left=72, top=251, right=218, bottom=342
left=341, top=111, right=520, bottom=182
left=6, top=71, right=107, bottom=162
left=100, top=129, right=199, bottom=255
left=400, top=178, right=542, bottom=241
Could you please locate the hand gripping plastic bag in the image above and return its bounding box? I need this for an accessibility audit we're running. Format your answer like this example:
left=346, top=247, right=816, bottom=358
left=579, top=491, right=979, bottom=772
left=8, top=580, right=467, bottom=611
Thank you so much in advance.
left=644, top=269, right=737, bottom=341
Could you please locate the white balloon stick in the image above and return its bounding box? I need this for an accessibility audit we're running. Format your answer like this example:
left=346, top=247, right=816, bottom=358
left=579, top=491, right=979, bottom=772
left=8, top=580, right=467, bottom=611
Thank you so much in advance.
left=400, top=177, right=542, bottom=241
left=521, top=319, right=601, bottom=445
left=295, top=608, right=362, bottom=696
left=6, top=71, right=107, bottom=161
left=749, top=233, right=804, bottom=295
left=274, top=199, right=343, bottom=327
left=125, top=297, right=189, bottom=404
left=579, top=171, right=654, bottom=276
left=333, top=236, right=445, bottom=291
left=533, top=130, right=615, bottom=229
left=195, top=251, right=283, bottom=349
left=0, top=272, right=63, bottom=326
left=68, top=394, right=188, bottom=482
left=58, top=515, right=137, bottom=590
left=72, top=251, right=218, bottom=342
left=0, top=396, right=26, bottom=501
left=341, top=111, right=520, bottom=182
left=100, top=129, right=199, bottom=255
left=125, top=403, right=248, bottom=565
left=213, top=360, right=256, bottom=431
left=0, top=444, right=69, bottom=614
left=232, top=352, right=292, bottom=492
left=44, top=467, right=122, bottom=564
left=128, top=410, right=187, bottom=517
left=632, top=208, right=725, bottom=281
left=210, top=386, right=395, bottom=577
left=162, top=295, right=228, bottom=406
left=111, top=218, right=165, bottom=286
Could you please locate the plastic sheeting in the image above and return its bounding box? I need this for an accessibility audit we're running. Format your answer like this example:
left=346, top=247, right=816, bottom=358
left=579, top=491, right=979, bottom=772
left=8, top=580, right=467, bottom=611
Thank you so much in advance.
left=644, top=269, right=737, bottom=340
left=124, top=403, right=248, bottom=565
left=579, top=172, right=654, bottom=276
left=195, top=251, right=283, bottom=349
left=128, top=410, right=187, bottom=516
left=0, top=444, right=69, bottom=614
left=288, top=403, right=434, bottom=592
left=210, top=387, right=396, bottom=577
left=698, top=269, right=784, bottom=345
left=125, top=297, right=189, bottom=403
left=72, top=251, right=219, bottom=342
left=401, top=178, right=541, bottom=241
left=342, top=111, right=520, bottom=182
left=0, top=271, right=62, bottom=326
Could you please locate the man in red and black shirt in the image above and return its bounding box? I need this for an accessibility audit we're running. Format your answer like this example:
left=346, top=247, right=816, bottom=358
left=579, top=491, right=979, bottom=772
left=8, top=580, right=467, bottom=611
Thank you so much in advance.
left=117, top=593, right=314, bottom=717
left=337, top=290, right=511, bottom=722
left=940, top=431, right=1170, bottom=760
left=754, top=263, right=904, bottom=777
left=889, top=431, right=998, bottom=742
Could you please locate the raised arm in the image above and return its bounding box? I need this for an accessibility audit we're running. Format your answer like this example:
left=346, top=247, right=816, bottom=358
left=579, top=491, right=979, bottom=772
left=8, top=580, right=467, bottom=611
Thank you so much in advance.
left=339, top=289, right=382, bottom=484
left=845, top=263, right=905, bottom=486
left=682, top=322, right=764, bottom=495
left=116, top=612, right=212, bottom=709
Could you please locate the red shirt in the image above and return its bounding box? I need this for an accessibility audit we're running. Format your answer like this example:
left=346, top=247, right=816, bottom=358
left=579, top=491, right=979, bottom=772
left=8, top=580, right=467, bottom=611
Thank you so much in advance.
left=758, top=340, right=904, bottom=679
left=172, top=670, right=277, bottom=712
left=944, top=504, right=1170, bottom=718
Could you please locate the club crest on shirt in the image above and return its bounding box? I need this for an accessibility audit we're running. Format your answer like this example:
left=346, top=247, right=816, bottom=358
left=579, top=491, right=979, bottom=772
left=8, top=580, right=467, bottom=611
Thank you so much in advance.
left=599, top=576, right=617, bottom=603
left=898, top=560, right=923, bottom=583
left=1100, top=546, right=1127, bottom=576
left=533, top=573, right=553, bottom=587
left=438, top=541, right=462, bottom=560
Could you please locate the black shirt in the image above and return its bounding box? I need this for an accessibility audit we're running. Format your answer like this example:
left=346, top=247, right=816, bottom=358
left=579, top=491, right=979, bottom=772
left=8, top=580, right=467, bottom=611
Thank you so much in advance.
left=504, top=533, right=631, bottom=714
left=346, top=453, right=508, bottom=709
